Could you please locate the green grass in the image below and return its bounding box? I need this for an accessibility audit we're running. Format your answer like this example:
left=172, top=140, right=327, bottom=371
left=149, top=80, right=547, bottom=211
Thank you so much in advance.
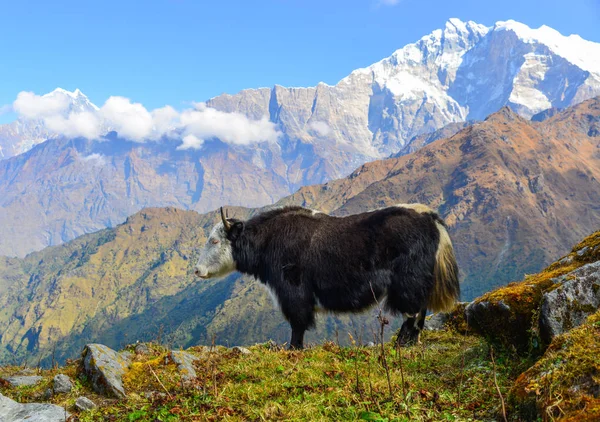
left=0, top=330, right=522, bottom=421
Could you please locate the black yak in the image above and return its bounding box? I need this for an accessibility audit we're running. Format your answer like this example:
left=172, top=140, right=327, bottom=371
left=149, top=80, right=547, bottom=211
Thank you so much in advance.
left=194, top=205, right=459, bottom=349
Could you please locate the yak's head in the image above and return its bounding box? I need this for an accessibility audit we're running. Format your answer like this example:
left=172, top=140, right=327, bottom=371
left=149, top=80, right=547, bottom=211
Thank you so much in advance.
left=194, top=208, right=244, bottom=279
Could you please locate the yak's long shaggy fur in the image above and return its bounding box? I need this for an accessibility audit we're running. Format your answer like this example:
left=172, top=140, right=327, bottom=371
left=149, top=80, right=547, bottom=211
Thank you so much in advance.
left=215, top=204, right=459, bottom=349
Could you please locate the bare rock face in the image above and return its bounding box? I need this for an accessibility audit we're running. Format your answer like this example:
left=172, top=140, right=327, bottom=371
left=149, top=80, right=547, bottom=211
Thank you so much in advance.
left=539, top=260, right=600, bottom=344
left=0, top=392, right=69, bottom=421
left=82, top=344, right=131, bottom=398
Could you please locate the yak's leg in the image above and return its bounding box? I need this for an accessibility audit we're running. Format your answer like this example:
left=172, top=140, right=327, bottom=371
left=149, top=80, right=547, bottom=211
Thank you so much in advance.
left=396, top=308, right=426, bottom=347
left=415, top=308, right=427, bottom=344
left=290, top=326, right=306, bottom=350
left=278, top=285, right=315, bottom=350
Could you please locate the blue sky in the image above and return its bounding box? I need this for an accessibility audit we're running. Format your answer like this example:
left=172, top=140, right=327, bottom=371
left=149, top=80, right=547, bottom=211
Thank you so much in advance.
left=0, top=0, right=599, bottom=122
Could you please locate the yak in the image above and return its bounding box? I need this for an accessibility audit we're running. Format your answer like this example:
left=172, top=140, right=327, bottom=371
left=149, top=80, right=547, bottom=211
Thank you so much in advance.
left=194, top=204, right=459, bottom=349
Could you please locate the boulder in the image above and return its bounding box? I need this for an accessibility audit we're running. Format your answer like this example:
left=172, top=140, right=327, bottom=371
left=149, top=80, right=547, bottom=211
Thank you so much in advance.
left=0, top=392, right=69, bottom=421
left=539, top=261, right=600, bottom=344
left=5, top=375, right=43, bottom=387
left=466, top=231, right=600, bottom=354
left=81, top=344, right=131, bottom=398
left=53, top=374, right=73, bottom=394
left=134, top=343, right=150, bottom=355
left=167, top=350, right=199, bottom=382
left=231, top=346, right=251, bottom=355
left=74, top=396, right=97, bottom=412
left=509, top=311, right=600, bottom=421
left=424, top=312, right=449, bottom=331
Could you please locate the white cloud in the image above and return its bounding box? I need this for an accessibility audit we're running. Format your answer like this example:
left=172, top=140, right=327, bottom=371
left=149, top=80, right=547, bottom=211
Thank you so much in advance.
left=309, top=120, right=332, bottom=137
left=151, top=105, right=180, bottom=138
left=0, top=104, right=12, bottom=115
left=179, top=103, right=280, bottom=148
left=80, top=153, right=107, bottom=166
left=13, top=91, right=70, bottom=119
left=11, top=90, right=280, bottom=148
left=44, top=111, right=102, bottom=139
left=100, top=96, right=153, bottom=141
left=177, top=134, right=204, bottom=150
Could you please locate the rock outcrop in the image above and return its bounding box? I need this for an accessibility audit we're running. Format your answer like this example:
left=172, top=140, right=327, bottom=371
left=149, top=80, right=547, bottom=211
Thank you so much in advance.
left=82, top=343, right=131, bottom=398
left=466, top=231, right=600, bottom=353
left=0, top=392, right=69, bottom=421
left=510, top=311, right=600, bottom=421
left=539, top=260, right=600, bottom=344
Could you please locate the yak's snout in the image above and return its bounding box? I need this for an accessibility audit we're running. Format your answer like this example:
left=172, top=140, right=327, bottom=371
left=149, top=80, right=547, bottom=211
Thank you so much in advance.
left=194, top=266, right=209, bottom=279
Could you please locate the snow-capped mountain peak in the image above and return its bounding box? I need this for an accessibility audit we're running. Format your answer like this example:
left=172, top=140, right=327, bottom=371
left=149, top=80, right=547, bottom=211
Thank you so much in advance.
left=2, top=19, right=600, bottom=162
left=493, top=20, right=600, bottom=74
left=43, top=87, right=100, bottom=112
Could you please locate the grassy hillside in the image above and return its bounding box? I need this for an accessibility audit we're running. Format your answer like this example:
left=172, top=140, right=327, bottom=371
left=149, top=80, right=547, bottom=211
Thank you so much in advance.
left=0, top=207, right=402, bottom=366
left=1, top=231, right=599, bottom=421
left=0, top=330, right=521, bottom=421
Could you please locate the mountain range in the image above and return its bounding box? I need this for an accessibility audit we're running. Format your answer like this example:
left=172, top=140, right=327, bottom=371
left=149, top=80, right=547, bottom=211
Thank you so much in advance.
left=0, top=96, right=598, bottom=365
left=1, top=19, right=600, bottom=257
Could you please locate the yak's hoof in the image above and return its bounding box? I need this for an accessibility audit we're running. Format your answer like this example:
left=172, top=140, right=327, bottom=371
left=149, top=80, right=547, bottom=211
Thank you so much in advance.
left=396, top=329, right=420, bottom=347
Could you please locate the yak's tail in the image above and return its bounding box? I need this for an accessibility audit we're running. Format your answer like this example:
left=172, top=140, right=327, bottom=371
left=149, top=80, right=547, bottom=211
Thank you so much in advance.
left=397, top=203, right=460, bottom=312
left=430, top=219, right=460, bottom=312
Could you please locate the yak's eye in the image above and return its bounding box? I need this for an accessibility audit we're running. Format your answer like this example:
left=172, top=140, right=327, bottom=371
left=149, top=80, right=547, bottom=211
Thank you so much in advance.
left=210, top=238, right=219, bottom=245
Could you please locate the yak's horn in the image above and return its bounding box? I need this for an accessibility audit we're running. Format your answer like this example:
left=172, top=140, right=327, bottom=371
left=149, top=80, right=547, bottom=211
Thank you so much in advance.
left=220, top=207, right=231, bottom=231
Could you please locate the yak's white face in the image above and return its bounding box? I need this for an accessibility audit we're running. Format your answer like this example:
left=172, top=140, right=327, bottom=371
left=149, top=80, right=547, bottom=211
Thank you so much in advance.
left=194, top=222, right=236, bottom=279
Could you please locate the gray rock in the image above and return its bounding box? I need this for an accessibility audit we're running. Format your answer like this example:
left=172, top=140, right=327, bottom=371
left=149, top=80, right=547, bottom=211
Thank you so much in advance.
left=82, top=343, right=131, bottom=398
left=539, top=261, right=600, bottom=344
left=167, top=350, right=199, bottom=382
left=134, top=343, right=150, bottom=355
left=577, top=246, right=590, bottom=257
left=53, top=374, right=73, bottom=394
left=5, top=375, right=43, bottom=387
left=424, top=313, right=450, bottom=331
left=74, top=396, right=96, bottom=412
left=558, top=255, right=574, bottom=265
left=0, top=392, right=69, bottom=421
left=231, top=346, right=251, bottom=355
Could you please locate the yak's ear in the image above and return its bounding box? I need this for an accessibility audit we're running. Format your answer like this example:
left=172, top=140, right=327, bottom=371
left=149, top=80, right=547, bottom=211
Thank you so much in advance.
left=227, top=220, right=244, bottom=240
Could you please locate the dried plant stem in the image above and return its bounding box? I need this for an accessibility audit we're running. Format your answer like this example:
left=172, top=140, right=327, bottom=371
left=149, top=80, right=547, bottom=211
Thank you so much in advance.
left=369, top=282, right=394, bottom=399
left=146, top=363, right=172, bottom=399
left=490, top=347, right=507, bottom=422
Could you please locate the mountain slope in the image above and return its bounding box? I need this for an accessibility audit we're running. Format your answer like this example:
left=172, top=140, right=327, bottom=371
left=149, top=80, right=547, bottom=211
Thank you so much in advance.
left=0, top=89, right=101, bottom=160
left=0, top=97, right=599, bottom=365
left=281, top=97, right=600, bottom=297
left=1, top=19, right=600, bottom=257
